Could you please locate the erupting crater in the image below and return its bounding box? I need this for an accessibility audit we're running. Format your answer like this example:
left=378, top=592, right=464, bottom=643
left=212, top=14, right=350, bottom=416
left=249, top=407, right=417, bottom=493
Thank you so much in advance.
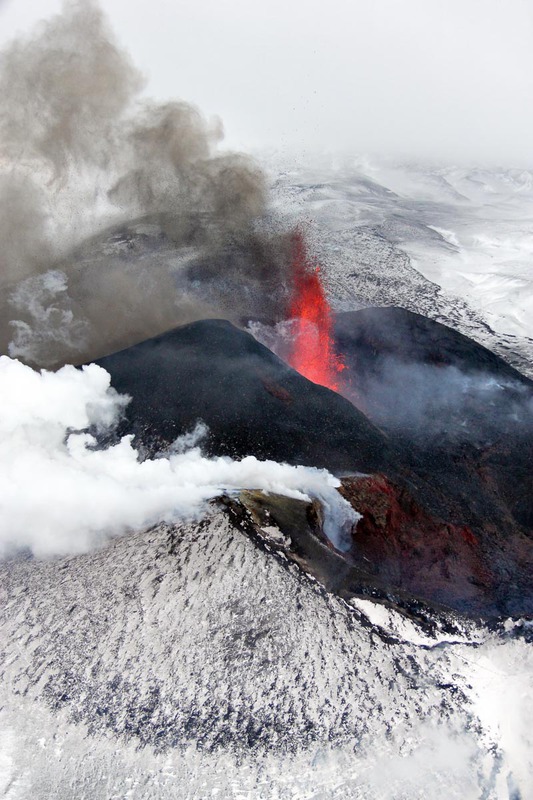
left=287, top=230, right=345, bottom=391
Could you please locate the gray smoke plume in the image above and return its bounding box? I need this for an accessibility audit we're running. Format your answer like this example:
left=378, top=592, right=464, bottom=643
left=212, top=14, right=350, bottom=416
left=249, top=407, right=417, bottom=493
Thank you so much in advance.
left=0, top=0, right=290, bottom=368
left=0, top=1, right=143, bottom=176
left=0, top=173, right=53, bottom=285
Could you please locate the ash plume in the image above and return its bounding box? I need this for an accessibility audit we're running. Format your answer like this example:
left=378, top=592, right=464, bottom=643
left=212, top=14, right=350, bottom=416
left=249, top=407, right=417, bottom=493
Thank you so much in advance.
left=0, top=0, right=290, bottom=368
left=0, top=1, right=143, bottom=176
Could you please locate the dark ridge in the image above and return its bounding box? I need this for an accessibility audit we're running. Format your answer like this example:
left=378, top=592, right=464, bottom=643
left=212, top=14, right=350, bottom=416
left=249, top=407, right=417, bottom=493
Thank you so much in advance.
left=335, top=306, right=533, bottom=531
left=335, top=305, right=533, bottom=384
left=96, top=318, right=394, bottom=475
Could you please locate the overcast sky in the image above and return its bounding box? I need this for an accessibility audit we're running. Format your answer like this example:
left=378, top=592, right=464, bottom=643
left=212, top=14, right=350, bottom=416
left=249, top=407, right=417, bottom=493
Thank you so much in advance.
left=1, top=0, right=532, bottom=165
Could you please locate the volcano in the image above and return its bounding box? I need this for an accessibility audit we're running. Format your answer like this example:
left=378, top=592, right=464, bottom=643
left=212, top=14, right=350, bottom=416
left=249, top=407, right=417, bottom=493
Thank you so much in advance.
left=95, top=312, right=533, bottom=619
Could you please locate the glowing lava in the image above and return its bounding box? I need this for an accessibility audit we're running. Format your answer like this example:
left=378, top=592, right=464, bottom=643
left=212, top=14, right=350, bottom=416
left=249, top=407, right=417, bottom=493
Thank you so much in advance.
left=287, top=230, right=344, bottom=391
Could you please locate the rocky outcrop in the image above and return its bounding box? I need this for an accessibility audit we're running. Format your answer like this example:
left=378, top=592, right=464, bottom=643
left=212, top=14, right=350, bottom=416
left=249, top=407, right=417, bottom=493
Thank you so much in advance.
left=339, top=474, right=491, bottom=614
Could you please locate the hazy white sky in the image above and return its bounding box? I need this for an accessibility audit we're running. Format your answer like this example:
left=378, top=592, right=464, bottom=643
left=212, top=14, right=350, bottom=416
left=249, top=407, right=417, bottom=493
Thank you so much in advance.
left=1, top=0, right=533, bottom=165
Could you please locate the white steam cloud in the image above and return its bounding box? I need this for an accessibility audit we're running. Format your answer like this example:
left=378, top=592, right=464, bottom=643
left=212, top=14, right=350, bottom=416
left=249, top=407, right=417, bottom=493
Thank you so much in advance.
left=0, top=356, right=357, bottom=558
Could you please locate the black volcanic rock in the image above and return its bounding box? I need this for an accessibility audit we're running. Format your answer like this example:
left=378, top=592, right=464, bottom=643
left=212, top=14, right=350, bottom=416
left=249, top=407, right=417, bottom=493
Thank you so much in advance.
left=335, top=306, right=529, bottom=382
left=334, top=307, right=533, bottom=616
left=96, top=318, right=393, bottom=475
left=334, top=307, right=533, bottom=530
left=93, top=313, right=533, bottom=618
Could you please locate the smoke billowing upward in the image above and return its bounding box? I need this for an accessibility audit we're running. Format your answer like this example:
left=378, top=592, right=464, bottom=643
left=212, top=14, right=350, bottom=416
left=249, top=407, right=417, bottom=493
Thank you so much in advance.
left=0, top=0, right=291, bottom=368
left=0, top=1, right=143, bottom=176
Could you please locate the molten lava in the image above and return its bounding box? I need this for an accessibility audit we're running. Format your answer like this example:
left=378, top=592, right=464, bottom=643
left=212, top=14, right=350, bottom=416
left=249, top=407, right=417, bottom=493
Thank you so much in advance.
left=287, top=230, right=344, bottom=391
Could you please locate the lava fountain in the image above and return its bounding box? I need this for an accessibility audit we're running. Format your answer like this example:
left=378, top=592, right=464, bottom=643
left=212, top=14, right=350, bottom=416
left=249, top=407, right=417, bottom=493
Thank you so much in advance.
left=287, top=230, right=345, bottom=391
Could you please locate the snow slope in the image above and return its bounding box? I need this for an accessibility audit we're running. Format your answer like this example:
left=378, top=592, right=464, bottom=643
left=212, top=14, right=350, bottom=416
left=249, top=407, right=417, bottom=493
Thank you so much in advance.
left=1, top=506, right=532, bottom=799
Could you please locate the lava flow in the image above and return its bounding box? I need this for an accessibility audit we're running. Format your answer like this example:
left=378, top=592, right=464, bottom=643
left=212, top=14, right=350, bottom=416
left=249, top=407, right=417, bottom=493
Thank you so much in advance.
left=287, top=230, right=345, bottom=391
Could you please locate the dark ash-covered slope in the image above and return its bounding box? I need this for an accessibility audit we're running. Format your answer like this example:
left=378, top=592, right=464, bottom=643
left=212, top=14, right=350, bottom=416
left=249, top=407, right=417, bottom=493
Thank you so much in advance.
left=335, top=305, right=532, bottom=385
left=335, top=306, right=533, bottom=533
left=96, top=318, right=393, bottom=475
left=335, top=307, right=533, bottom=616
left=93, top=315, right=533, bottom=618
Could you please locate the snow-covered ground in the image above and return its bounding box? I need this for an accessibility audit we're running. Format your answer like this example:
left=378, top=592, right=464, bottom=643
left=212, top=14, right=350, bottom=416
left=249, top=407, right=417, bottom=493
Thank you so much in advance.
left=1, top=511, right=532, bottom=799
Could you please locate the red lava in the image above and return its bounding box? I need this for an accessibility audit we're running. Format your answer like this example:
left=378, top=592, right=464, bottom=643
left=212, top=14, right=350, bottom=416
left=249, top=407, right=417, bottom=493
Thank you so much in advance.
left=287, top=230, right=345, bottom=391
